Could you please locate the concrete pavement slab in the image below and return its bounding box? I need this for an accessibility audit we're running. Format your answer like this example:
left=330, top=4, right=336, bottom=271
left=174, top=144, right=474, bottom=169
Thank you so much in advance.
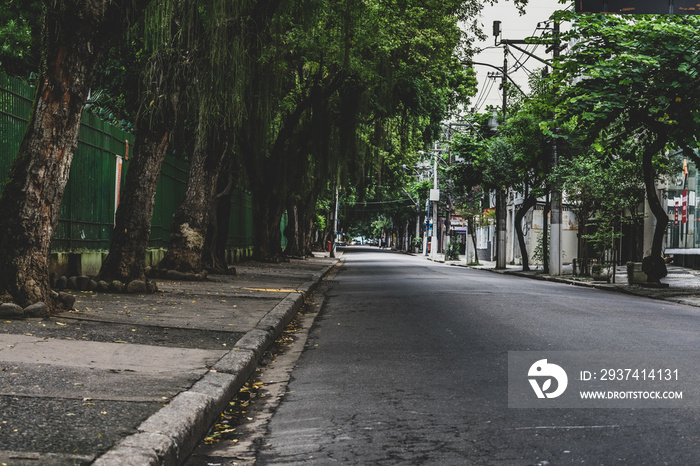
left=0, top=334, right=224, bottom=372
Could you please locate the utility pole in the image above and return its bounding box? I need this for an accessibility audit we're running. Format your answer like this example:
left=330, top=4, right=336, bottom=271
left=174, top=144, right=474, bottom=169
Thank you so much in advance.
left=431, top=155, right=439, bottom=260
left=495, top=42, right=508, bottom=269
left=549, top=21, right=562, bottom=276
left=330, top=183, right=339, bottom=258
left=479, top=22, right=549, bottom=269
left=423, top=197, right=429, bottom=255
left=415, top=203, right=420, bottom=252
left=487, top=21, right=562, bottom=273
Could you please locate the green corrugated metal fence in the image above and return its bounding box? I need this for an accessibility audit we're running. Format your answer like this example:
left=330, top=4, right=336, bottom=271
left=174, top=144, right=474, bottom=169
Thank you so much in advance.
left=0, top=73, right=255, bottom=256
left=0, top=74, right=33, bottom=192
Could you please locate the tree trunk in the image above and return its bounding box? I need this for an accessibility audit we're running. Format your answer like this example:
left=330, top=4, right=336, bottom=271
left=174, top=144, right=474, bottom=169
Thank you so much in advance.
left=296, top=200, right=310, bottom=257
left=203, top=152, right=235, bottom=274
left=641, top=138, right=669, bottom=283
left=284, top=200, right=302, bottom=258
left=98, top=0, right=184, bottom=284
left=98, top=92, right=179, bottom=283
left=0, top=2, right=142, bottom=309
left=303, top=216, right=315, bottom=256
left=495, top=189, right=507, bottom=269
left=298, top=188, right=320, bottom=255
left=573, top=204, right=592, bottom=276
left=467, top=216, right=479, bottom=264
left=251, top=183, right=285, bottom=262
left=159, top=116, right=228, bottom=273
left=543, top=191, right=550, bottom=274
left=515, top=193, right=537, bottom=271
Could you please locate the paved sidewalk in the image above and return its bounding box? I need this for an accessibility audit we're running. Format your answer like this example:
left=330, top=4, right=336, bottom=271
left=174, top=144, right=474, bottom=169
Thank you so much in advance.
left=427, top=253, right=700, bottom=308
left=0, top=255, right=338, bottom=465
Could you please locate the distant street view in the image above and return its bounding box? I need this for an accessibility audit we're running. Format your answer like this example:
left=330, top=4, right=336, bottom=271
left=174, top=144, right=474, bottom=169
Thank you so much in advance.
left=1, top=1, right=699, bottom=464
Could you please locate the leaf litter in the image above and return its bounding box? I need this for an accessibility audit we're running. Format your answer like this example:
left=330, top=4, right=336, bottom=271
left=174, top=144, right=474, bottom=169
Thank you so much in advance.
left=201, top=317, right=303, bottom=446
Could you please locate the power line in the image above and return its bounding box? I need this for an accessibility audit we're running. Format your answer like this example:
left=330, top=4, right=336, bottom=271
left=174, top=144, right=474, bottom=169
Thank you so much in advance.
left=353, top=198, right=415, bottom=205
left=507, top=24, right=545, bottom=74
left=473, top=77, right=496, bottom=112
left=508, top=47, right=534, bottom=77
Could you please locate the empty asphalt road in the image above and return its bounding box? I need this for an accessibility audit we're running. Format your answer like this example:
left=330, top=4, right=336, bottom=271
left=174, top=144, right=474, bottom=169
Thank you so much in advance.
left=210, top=247, right=700, bottom=465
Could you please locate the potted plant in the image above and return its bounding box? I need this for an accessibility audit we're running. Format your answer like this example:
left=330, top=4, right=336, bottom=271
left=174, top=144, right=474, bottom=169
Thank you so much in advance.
left=412, top=237, right=423, bottom=253
left=590, top=262, right=612, bottom=282
left=444, top=236, right=460, bottom=261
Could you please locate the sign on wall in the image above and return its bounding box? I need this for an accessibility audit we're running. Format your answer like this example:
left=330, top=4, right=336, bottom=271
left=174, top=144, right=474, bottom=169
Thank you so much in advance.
left=576, top=0, right=700, bottom=14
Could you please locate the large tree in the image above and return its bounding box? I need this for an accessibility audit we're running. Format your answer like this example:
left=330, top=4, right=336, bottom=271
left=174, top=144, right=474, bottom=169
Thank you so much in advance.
left=242, top=0, right=479, bottom=261
left=549, top=12, right=700, bottom=282
left=495, top=89, right=555, bottom=271
left=158, top=0, right=255, bottom=273
left=98, top=0, right=189, bottom=284
left=101, top=0, right=253, bottom=280
left=0, top=1, right=148, bottom=310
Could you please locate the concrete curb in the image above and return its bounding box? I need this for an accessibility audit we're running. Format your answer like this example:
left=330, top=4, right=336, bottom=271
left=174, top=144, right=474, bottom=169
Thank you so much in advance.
left=93, top=260, right=338, bottom=465
left=469, top=265, right=700, bottom=307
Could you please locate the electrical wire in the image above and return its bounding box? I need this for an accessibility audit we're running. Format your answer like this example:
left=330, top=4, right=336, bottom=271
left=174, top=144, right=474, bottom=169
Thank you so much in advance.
left=355, top=198, right=415, bottom=205
left=474, top=79, right=498, bottom=113
left=507, top=23, right=546, bottom=74
left=472, top=77, right=496, bottom=112
left=508, top=48, right=534, bottom=77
